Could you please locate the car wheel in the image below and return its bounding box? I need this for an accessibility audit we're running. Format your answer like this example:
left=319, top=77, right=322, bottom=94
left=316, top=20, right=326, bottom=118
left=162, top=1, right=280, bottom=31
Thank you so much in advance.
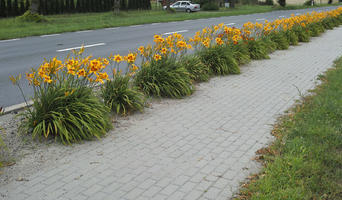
left=186, top=9, right=191, bottom=13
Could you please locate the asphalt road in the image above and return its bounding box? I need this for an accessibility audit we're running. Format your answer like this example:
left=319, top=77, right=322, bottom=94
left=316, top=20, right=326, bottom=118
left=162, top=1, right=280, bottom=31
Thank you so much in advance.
left=0, top=6, right=340, bottom=108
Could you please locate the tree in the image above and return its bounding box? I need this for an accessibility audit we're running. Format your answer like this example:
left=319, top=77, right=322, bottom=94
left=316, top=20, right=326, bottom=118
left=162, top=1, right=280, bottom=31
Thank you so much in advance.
left=0, top=0, right=6, bottom=17
left=143, top=0, right=151, bottom=9
left=49, top=0, right=55, bottom=14
left=60, top=0, right=64, bottom=13
left=55, top=0, right=60, bottom=14
left=85, top=0, right=90, bottom=12
left=230, top=0, right=235, bottom=8
left=70, top=0, right=75, bottom=12
left=6, top=0, right=12, bottom=16
left=20, top=0, right=26, bottom=14
left=13, top=0, right=19, bottom=16
left=25, top=0, right=30, bottom=11
left=265, top=0, right=274, bottom=5
left=165, top=0, right=171, bottom=11
left=66, top=0, right=70, bottom=12
left=113, top=0, right=120, bottom=14
left=76, top=0, right=81, bottom=12
left=120, top=0, right=126, bottom=10
left=30, top=0, right=40, bottom=13
left=277, top=0, right=285, bottom=7
left=127, top=0, right=134, bottom=9
left=90, top=0, right=96, bottom=12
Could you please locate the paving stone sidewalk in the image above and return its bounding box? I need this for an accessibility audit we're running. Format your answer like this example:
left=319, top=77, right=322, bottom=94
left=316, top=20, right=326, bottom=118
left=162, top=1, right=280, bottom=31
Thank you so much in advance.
left=2, top=27, right=342, bottom=200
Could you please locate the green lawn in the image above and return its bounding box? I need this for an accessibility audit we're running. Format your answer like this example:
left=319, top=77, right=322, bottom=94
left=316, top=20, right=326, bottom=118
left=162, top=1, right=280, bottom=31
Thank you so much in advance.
left=237, top=57, right=342, bottom=199
left=0, top=4, right=340, bottom=40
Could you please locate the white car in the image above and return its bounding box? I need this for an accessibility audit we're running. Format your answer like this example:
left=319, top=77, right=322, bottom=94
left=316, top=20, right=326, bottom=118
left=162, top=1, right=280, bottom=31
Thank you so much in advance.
left=163, top=1, right=200, bottom=13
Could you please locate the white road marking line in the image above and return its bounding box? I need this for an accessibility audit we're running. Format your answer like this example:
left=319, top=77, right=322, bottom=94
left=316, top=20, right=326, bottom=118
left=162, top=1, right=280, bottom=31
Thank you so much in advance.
left=40, top=34, right=61, bottom=38
left=105, top=27, right=119, bottom=30
left=151, top=23, right=161, bottom=25
left=225, top=23, right=236, bottom=26
left=0, top=38, right=20, bottom=43
left=169, top=22, right=177, bottom=24
left=279, top=16, right=285, bottom=18
left=57, top=43, right=106, bottom=52
left=162, top=30, right=189, bottom=35
left=256, top=18, right=266, bottom=21
left=130, top=25, right=143, bottom=28
left=75, top=30, right=93, bottom=33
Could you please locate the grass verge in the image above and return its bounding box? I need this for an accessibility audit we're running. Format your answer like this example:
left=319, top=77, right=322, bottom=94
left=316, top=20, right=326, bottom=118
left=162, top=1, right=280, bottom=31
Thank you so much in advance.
left=237, top=57, right=342, bottom=199
left=0, top=4, right=340, bottom=40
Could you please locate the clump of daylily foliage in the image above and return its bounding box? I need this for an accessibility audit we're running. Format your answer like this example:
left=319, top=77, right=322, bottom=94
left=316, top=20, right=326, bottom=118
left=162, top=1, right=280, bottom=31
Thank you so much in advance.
left=10, top=7, right=342, bottom=144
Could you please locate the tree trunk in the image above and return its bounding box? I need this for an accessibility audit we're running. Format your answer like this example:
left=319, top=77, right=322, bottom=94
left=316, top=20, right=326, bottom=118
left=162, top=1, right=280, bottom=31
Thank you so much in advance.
left=113, top=0, right=120, bottom=14
left=230, top=0, right=235, bottom=8
left=30, top=0, right=39, bottom=13
left=167, top=0, right=170, bottom=9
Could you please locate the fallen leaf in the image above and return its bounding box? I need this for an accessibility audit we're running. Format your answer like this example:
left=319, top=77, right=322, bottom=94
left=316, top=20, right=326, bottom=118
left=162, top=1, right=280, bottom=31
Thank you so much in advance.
left=16, top=177, right=29, bottom=182
left=3, top=162, right=16, bottom=167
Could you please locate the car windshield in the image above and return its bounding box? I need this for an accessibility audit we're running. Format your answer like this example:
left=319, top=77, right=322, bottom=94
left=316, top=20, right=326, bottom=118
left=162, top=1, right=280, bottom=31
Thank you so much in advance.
left=172, top=2, right=180, bottom=6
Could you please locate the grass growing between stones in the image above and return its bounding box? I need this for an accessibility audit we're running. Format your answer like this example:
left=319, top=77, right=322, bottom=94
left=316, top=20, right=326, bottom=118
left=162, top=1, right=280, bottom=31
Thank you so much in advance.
left=237, top=57, right=342, bottom=200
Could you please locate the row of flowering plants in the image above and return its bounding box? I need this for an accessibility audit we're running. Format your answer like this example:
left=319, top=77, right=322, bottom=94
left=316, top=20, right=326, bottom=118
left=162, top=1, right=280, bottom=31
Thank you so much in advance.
left=10, top=7, right=342, bottom=144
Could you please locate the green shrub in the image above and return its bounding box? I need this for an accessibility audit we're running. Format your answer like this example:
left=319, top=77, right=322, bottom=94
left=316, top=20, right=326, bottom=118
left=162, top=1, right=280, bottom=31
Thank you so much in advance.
left=338, top=15, right=342, bottom=24
left=16, top=10, right=47, bottom=23
left=303, top=0, right=314, bottom=6
left=11, top=53, right=113, bottom=144
left=278, top=0, right=286, bottom=7
left=20, top=85, right=112, bottom=144
left=308, top=23, right=322, bottom=37
left=102, top=74, right=145, bottom=115
left=314, top=22, right=325, bottom=34
left=321, top=18, right=335, bottom=30
left=198, top=45, right=240, bottom=75
left=230, top=42, right=251, bottom=65
left=265, top=0, right=274, bottom=5
left=285, top=30, right=299, bottom=46
left=178, top=55, right=210, bottom=82
left=331, top=17, right=341, bottom=27
left=202, top=2, right=219, bottom=11
left=247, top=40, right=270, bottom=60
left=293, top=26, right=310, bottom=42
left=134, top=58, right=194, bottom=98
left=166, top=7, right=176, bottom=13
left=269, top=31, right=289, bottom=50
left=261, top=37, right=277, bottom=54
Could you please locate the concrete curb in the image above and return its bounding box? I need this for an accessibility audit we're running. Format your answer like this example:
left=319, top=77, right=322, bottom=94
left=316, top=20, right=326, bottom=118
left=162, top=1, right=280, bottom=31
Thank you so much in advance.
left=3, top=101, right=33, bottom=114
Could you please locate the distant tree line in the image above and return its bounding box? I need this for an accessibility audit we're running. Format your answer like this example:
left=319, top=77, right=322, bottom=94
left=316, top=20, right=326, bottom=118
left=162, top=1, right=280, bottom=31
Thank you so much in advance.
left=0, top=0, right=30, bottom=17
left=0, top=0, right=151, bottom=18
